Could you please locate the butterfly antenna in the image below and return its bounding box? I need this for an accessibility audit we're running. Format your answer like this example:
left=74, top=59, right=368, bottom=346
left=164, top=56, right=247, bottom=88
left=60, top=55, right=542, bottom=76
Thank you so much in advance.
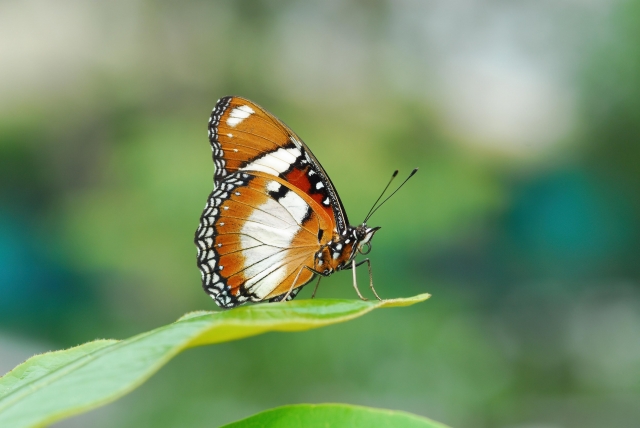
left=364, top=170, right=398, bottom=222
left=364, top=168, right=418, bottom=223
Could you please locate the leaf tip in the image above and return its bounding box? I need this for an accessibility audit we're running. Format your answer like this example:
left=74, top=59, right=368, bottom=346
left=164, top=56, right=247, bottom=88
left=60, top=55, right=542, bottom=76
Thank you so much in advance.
left=377, top=293, right=431, bottom=308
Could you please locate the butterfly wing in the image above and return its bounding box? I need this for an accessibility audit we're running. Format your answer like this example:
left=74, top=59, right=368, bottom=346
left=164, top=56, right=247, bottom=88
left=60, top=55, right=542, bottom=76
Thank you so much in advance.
left=209, top=96, right=349, bottom=234
left=195, top=171, right=333, bottom=308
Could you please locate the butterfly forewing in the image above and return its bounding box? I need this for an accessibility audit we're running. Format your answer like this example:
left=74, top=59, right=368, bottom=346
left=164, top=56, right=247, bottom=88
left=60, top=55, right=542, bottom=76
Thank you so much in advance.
left=210, top=97, right=292, bottom=179
left=208, top=96, right=349, bottom=234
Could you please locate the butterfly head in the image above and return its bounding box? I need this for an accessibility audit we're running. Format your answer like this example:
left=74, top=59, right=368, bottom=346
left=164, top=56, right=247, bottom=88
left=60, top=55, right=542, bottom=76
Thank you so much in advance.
left=313, top=225, right=380, bottom=275
left=354, top=224, right=380, bottom=256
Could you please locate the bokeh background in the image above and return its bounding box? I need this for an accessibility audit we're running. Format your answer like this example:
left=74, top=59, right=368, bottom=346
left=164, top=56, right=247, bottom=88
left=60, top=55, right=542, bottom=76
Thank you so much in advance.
left=2, top=1, right=640, bottom=427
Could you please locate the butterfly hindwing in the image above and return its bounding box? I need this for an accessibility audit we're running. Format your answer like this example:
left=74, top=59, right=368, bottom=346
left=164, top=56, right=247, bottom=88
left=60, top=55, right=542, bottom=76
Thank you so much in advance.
left=195, top=171, right=332, bottom=308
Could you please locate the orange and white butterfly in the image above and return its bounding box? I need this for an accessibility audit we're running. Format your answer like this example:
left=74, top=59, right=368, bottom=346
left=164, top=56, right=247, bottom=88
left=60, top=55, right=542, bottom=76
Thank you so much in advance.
left=195, top=96, right=416, bottom=308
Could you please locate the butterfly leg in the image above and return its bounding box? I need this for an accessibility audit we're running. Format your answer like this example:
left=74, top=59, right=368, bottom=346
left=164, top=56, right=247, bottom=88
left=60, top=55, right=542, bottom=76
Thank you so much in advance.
left=310, top=275, right=322, bottom=299
left=352, top=258, right=382, bottom=301
left=362, top=258, right=382, bottom=300
left=281, top=267, right=305, bottom=302
left=275, top=267, right=326, bottom=303
left=351, top=259, right=369, bottom=301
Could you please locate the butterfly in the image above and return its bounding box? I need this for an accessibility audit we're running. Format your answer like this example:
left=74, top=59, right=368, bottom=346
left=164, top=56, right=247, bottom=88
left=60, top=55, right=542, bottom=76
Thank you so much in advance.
left=195, top=96, right=416, bottom=308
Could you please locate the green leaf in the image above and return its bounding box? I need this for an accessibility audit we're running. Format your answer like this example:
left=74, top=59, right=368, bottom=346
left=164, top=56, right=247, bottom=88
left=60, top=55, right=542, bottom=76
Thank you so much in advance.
left=221, top=403, right=451, bottom=428
left=0, top=295, right=429, bottom=428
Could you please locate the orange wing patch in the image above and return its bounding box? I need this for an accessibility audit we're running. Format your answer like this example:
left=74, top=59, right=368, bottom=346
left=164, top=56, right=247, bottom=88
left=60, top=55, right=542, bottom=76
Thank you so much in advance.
left=211, top=97, right=292, bottom=177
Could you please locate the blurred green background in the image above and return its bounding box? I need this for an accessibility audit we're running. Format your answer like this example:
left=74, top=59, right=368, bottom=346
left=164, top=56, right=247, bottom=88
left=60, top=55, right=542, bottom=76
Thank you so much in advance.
left=1, top=1, right=640, bottom=427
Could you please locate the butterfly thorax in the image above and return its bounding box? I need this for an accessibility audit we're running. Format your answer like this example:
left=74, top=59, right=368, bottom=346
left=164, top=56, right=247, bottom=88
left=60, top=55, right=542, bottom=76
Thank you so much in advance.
left=313, top=224, right=380, bottom=275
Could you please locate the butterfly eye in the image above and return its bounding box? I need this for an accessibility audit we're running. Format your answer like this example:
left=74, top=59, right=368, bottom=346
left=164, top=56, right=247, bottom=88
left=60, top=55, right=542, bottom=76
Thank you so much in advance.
left=358, top=242, right=372, bottom=255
